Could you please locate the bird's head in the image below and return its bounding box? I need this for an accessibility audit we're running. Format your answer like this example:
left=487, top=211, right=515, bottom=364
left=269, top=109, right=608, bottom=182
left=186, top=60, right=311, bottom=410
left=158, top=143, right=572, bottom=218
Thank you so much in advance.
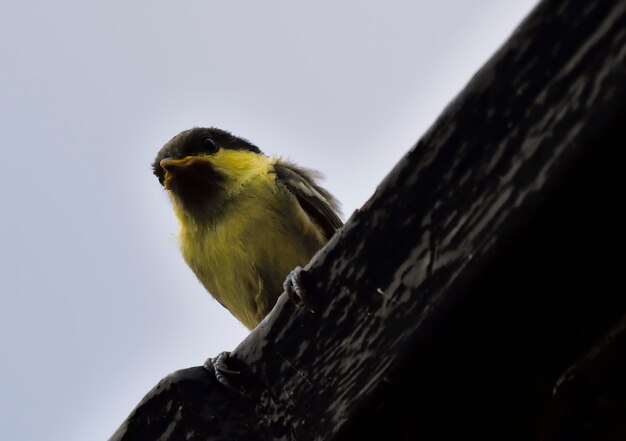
left=153, top=127, right=264, bottom=219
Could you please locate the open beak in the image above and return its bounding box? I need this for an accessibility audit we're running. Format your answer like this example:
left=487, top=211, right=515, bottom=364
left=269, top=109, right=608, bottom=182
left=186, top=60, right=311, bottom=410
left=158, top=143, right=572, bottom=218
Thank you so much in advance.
left=160, top=156, right=213, bottom=190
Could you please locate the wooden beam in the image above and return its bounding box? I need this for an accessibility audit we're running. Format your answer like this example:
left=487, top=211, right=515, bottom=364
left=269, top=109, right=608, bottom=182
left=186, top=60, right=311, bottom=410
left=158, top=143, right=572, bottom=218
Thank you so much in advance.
left=110, top=0, right=626, bottom=439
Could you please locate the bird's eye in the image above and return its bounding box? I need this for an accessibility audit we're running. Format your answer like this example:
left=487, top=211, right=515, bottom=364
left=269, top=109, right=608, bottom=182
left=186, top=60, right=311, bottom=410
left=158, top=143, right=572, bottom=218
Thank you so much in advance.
left=201, top=137, right=218, bottom=153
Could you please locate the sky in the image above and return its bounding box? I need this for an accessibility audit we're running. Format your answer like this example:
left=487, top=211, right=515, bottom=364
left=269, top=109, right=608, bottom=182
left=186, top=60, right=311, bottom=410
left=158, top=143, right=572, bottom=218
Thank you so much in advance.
left=0, top=1, right=538, bottom=439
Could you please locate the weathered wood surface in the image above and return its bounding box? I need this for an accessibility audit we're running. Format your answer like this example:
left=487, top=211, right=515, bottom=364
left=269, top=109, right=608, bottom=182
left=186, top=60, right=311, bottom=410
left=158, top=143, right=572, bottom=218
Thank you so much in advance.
left=110, top=0, right=626, bottom=439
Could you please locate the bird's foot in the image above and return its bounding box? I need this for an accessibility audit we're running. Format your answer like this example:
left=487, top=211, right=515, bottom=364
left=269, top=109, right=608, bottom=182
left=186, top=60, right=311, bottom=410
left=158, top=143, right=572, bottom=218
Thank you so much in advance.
left=283, top=266, right=314, bottom=313
left=203, top=351, right=247, bottom=395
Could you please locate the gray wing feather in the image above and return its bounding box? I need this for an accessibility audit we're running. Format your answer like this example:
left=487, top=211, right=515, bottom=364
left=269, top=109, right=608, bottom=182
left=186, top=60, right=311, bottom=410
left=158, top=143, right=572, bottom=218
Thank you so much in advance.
left=273, top=160, right=343, bottom=239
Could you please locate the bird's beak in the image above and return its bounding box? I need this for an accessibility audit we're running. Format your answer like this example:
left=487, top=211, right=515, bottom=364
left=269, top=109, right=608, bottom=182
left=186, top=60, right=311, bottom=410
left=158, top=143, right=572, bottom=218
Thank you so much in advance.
left=160, top=156, right=213, bottom=190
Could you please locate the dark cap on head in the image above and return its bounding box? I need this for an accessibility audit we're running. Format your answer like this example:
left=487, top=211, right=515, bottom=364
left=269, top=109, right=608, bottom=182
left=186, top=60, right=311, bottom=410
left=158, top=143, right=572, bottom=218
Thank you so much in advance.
left=152, top=127, right=263, bottom=185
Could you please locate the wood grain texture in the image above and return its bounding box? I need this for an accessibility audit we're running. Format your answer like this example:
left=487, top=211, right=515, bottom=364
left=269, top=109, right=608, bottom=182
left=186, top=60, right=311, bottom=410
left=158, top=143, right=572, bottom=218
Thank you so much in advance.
left=110, top=0, right=626, bottom=439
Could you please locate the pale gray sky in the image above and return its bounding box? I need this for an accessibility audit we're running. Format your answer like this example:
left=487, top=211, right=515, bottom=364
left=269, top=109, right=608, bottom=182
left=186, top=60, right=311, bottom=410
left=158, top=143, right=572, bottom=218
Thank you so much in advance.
left=0, top=1, right=538, bottom=439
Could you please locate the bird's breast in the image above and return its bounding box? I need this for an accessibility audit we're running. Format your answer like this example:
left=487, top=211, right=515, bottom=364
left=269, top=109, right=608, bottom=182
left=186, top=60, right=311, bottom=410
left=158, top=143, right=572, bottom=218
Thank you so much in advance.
left=177, top=172, right=326, bottom=329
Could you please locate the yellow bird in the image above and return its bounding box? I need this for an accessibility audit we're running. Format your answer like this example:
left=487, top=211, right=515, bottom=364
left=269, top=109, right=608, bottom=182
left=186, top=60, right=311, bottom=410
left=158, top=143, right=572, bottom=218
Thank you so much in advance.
left=153, top=127, right=342, bottom=330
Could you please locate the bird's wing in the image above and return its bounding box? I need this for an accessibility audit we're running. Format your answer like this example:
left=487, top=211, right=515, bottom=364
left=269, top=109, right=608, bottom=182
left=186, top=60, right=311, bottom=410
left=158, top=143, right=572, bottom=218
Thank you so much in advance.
left=273, top=160, right=343, bottom=239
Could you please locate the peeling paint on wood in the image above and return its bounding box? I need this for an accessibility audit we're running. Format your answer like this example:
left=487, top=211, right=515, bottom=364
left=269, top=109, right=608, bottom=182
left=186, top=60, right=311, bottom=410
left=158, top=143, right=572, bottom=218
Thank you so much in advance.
left=110, top=0, right=626, bottom=439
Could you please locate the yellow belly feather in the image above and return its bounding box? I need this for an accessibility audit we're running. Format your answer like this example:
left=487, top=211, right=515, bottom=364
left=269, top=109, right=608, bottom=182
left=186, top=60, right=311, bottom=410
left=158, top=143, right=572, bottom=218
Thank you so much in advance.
left=171, top=150, right=325, bottom=329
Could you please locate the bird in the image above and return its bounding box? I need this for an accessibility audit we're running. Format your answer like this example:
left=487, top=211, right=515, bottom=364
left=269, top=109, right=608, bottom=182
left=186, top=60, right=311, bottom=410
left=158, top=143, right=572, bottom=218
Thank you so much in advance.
left=152, top=127, right=343, bottom=330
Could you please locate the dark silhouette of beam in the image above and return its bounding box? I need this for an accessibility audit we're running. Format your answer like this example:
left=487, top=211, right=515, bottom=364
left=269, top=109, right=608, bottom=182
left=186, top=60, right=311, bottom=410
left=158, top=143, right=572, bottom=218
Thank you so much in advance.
left=110, top=0, right=626, bottom=439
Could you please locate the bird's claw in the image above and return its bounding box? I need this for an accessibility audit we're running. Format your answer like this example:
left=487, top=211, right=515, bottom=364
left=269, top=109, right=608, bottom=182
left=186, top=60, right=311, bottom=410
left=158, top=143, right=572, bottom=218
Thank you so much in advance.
left=203, top=351, right=247, bottom=395
left=283, top=266, right=314, bottom=313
